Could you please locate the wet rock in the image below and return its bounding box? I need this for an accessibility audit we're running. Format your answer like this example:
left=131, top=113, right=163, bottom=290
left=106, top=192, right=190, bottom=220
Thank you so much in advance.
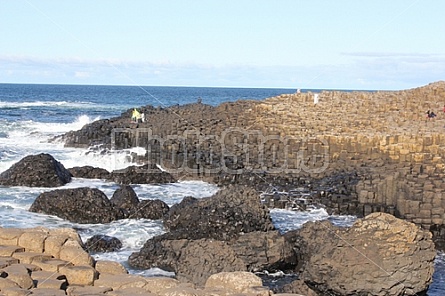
left=0, top=153, right=71, bottom=187
left=110, top=185, right=140, bottom=215
left=85, top=235, right=123, bottom=253
left=110, top=185, right=169, bottom=219
left=110, top=164, right=176, bottom=185
left=128, top=230, right=293, bottom=287
left=68, top=166, right=111, bottom=179
left=163, top=185, right=275, bottom=240
left=128, top=186, right=293, bottom=287
left=132, top=199, right=169, bottom=220
left=29, top=187, right=121, bottom=224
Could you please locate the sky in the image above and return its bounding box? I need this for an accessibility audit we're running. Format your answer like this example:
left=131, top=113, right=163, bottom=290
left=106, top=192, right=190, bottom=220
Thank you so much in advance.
left=0, top=0, right=444, bottom=90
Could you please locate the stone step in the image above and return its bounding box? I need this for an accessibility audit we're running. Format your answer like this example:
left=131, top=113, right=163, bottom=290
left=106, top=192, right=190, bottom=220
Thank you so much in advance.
left=66, top=285, right=112, bottom=296
left=0, top=256, right=19, bottom=268
left=32, top=258, right=73, bottom=273
left=0, top=246, right=24, bottom=257
left=59, top=265, right=97, bottom=286
left=29, top=287, right=67, bottom=296
left=31, top=270, right=66, bottom=281
left=11, top=252, right=53, bottom=265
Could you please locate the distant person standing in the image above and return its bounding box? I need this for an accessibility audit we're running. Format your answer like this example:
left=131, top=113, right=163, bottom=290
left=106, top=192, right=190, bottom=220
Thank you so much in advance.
left=426, top=110, right=437, bottom=120
left=313, top=93, right=319, bottom=106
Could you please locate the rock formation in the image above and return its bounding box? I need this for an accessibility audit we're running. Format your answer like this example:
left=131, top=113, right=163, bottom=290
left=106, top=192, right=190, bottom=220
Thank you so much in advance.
left=0, top=153, right=71, bottom=187
left=29, top=185, right=169, bottom=224
left=284, top=212, right=436, bottom=296
left=68, top=165, right=111, bottom=179
left=128, top=186, right=294, bottom=286
left=0, top=226, right=289, bottom=296
left=55, top=81, right=445, bottom=248
left=163, top=185, right=275, bottom=240
left=109, top=164, right=177, bottom=185
left=84, top=235, right=123, bottom=253
left=110, top=185, right=169, bottom=219
left=29, top=187, right=122, bottom=224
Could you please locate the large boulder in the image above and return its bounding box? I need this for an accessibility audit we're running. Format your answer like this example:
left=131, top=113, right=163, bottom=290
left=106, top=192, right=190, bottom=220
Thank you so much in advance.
left=163, top=185, right=275, bottom=240
left=0, top=153, right=72, bottom=187
left=110, top=185, right=169, bottom=219
left=131, top=199, right=169, bottom=219
left=29, top=187, right=122, bottom=224
left=110, top=185, right=140, bottom=217
left=128, top=230, right=294, bottom=286
left=68, top=166, right=111, bottom=180
left=128, top=186, right=292, bottom=286
left=285, top=212, right=436, bottom=296
left=110, top=164, right=176, bottom=184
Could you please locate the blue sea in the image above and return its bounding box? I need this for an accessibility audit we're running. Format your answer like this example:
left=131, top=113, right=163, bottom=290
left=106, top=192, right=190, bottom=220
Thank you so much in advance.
left=0, top=83, right=442, bottom=294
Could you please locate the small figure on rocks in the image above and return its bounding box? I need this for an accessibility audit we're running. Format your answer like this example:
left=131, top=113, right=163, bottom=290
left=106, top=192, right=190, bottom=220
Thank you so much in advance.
left=313, top=93, right=319, bottom=106
left=131, top=108, right=141, bottom=123
left=426, top=110, right=437, bottom=120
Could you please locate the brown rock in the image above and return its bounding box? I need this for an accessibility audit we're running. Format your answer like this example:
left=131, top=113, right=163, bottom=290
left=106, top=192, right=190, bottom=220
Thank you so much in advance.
left=58, top=246, right=94, bottom=267
left=93, top=273, right=149, bottom=291
left=289, top=213, right=436, bottom=296
left=143, top=277, right=180, bottom=294
left=205, top=271, right=263, bottom=294
left=66, top=285, right=113, bottom=295
left=59, top=265, right=97, bottom=286
left=0, top=228, right=24, bottom=246
left=18, top=231, right=48, bottom=253
left=94, top=260, right=128, bottom=275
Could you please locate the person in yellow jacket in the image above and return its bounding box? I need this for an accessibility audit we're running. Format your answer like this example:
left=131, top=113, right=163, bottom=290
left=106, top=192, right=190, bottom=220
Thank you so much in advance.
left=131, top=108, right=141, bottom=122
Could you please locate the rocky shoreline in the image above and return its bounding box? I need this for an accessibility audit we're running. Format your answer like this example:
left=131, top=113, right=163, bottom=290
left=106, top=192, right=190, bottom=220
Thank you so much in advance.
left=0, top=196, right=435, bottom=296
left=0, top=153, right=437, bottom=295
left=55, top=81, right=445, bottom=249
left=2, top=81, right=445, bottom=295
left=0, top=226, right=302, bottom=296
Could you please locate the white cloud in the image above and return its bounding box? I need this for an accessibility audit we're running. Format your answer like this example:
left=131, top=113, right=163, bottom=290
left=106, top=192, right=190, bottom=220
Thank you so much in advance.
left=0, top=54, right=444, bottom=90
left=74, top=71, right=90, bottom=78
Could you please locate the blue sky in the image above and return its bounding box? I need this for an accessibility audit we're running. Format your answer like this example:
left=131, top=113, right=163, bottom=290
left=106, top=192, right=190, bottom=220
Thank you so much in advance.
left=1, top=0, right=444, bottom=90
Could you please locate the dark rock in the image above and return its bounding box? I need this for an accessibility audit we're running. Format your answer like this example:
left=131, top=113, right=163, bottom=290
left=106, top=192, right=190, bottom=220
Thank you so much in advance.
left=109, top=185, right=169, bottom=219
left=110, top=164, right=176, bottom=185
left=285, top=213, right=435, bottom=296
left=29, top=187, right=121, bottom=224
left=281, top=279, right=318, bottom=296
left=129, top=234, right=246, bottom=286
left=128, top=230, right=293, bottom=287
left=128, top=186, right=291, bottom=287
left=68, top=166, right=111, bottom=179
left=163, top=185, right=275, bottom=241
left=85, top=234, right=123, bottom=253
left=0, top=153, right=71, bottom=187
left=429, top=224, right=445, bottom=250
left=131, top=199, right=169, bottom=220
left=110, top=185, right=140, bottom=213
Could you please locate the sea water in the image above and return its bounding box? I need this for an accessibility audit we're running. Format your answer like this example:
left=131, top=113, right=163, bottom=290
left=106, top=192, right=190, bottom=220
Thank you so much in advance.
left=0, top=83, right=442, bottom=294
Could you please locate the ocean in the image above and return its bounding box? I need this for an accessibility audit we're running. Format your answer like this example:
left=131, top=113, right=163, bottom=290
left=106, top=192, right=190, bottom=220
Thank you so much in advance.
left=0, top=83, right=443, bottom=294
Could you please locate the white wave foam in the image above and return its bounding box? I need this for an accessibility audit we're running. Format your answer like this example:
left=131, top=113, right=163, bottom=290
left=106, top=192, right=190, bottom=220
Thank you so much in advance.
left=0, top=100, right=97, bottom=109
left=29, top=114, right=102, bottom=134
left=0, top=115, right=104, bottom=173
left=59, top=148, right=135, bottom=172
left=270, top=207, right=357, bottom=233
